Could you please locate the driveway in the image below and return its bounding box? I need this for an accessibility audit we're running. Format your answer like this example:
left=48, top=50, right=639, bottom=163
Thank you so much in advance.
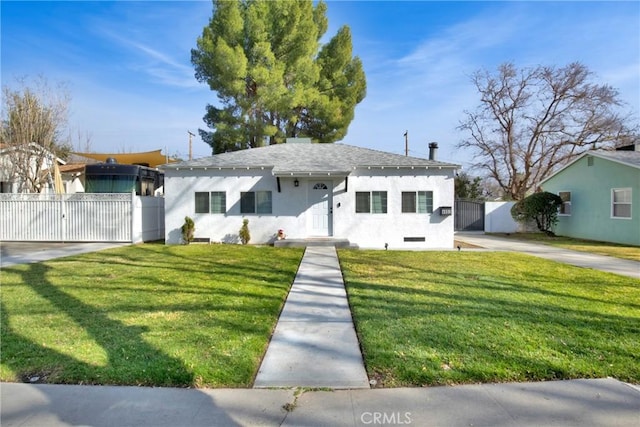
left=455, top=232, right=640, bottom=279
left=1, top=242, right=130, bottom=268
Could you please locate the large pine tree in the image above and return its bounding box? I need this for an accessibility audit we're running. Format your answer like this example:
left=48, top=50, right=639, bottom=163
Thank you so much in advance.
left=191, top=0, right=366, bottom=153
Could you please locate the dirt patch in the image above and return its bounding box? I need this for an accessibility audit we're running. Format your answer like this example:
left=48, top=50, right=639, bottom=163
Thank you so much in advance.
left=454, top=240, right=484, bottom=249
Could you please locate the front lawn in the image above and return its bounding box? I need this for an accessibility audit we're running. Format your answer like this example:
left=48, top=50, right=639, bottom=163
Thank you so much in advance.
left=339, top=250, right=640, bottom=387
left=491, top=233, right=640, bottom=262
left=1, top=244, right=304, bottom=387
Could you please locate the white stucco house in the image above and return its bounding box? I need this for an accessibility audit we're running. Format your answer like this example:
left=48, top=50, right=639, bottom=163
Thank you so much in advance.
left=162, top=141, right=460, bottom=249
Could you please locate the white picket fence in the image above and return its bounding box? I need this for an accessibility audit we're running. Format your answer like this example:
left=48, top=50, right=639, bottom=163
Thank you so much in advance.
left=0, top=193, right=164, bottom=243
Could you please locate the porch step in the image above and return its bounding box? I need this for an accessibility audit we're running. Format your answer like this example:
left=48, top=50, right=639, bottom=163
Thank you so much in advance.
left=274, top=238, right=356, bottom=248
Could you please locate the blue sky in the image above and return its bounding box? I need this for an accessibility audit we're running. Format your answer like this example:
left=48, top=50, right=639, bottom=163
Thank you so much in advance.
left=2, top=1, right=639, bottom=168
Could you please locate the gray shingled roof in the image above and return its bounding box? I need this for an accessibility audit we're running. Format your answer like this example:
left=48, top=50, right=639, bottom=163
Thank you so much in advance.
left=162, top=143, right=459, bottom=175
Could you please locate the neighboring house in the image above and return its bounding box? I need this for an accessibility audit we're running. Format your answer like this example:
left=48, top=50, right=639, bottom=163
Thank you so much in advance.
left=0, top=142, right=65, bottom=193
left=162, top=141, right=460, bottom=249
left=59, top=163, right=86, bottom=193
left=65, top=150, right=172, bottom=195
left=541, top=147, right=640, bottom=246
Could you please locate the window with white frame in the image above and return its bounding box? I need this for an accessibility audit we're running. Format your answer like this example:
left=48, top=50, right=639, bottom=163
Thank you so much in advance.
left=558, top=191, right=571, bottom=216
left=611, top=188, right=631, bottom=219
left=402, top=191, right=434, bottom=213
left=355, top=191, right=387, bottom=213
left=240, top=191, right=272, bottom=214
left=195, top=191, right=226, bottom=214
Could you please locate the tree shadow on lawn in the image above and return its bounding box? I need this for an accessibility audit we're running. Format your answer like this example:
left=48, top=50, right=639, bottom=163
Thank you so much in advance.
left=342, top=253, right=640, bottom=311
left=1, top=303, right=244, bottom=427
left=2, top=262, right=194, bottom=387
left=55, top=244, right=303, bottom=293
left=2, top=247, right=298, bottom=387
left=345, top=276, right=640, bottom=386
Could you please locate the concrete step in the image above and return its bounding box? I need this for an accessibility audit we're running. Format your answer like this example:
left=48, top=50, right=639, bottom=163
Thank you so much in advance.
left=274, top=238, right=357, bottom=248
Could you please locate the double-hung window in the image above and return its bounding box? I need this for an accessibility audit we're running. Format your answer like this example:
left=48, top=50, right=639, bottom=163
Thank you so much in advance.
left=558, top=192, right=571, bottom=216
left=355, top=191, right=387, bottom=213
left=402, top=191, right=433, bottom=213
left=241, top=191, right=272, bottom=214
left=611, top=188, right=631, bottom=219
left=195, top=191, right=226, bottom=214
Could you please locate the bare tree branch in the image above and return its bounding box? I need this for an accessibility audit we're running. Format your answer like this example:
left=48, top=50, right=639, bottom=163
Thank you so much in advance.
left=457, top=62, right=639, bottom=200
left=1, top=76, right=71, bottom=193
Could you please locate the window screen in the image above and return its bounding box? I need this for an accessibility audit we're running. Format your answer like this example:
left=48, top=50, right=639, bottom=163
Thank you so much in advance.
left=356, top=192, right=371, bottom=213
left=195, top=192, right=210, bottom=213
left=240, top=192, right=256, bottom=214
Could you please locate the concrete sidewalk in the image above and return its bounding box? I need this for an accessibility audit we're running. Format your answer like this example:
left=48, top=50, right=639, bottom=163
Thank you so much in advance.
left=253, top=245, right=370, bottom=389
left=2, top=378, right=639, bottom=426
left=455, top=232, right=640, bottom=279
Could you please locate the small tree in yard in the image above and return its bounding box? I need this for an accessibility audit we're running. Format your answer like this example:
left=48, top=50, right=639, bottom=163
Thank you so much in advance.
left=181, top=216, right=195, bottom=244
left=511, top=192, right=563, bottom=236
left=239, top=219, right=250, bottom=245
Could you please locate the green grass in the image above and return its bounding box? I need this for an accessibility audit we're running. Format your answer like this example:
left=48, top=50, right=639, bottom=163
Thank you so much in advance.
left=339, top=249, right=640, bottom=387
left=1, top=244, right=304, bottom=387
left=491, top=233, right=640, bottom=262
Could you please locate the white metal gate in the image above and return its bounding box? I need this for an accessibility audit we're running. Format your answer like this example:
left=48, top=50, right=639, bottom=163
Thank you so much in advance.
left=0, top=193, right=162, bottom=242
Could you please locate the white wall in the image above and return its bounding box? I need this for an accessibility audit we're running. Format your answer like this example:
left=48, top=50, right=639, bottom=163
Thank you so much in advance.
left=132, top=196, right=165, bottom=243
left=164, top=167, right=456, bottom=249
left=164, top=169, right=306, bottom=245
left=333, top=169, right=455, bottom=249
left=63, top=175, right=86, bottom=194
left=484, top=201, right=518, bottom=233
left=484, top=201, right=538, bottom=233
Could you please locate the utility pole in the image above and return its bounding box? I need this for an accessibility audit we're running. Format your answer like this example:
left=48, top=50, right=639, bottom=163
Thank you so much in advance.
left=187, top=131, right=195, bottom=161
left=404, top=130, right=408, bottom=156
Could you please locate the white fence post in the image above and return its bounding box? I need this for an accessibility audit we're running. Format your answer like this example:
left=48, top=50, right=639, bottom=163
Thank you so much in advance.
left=61, top=195, right=67, bottom=242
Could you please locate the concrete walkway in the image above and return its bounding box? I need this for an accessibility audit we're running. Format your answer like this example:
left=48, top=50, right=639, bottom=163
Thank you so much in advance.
left=253, top=246, right=370, bottom=389
left=2, top=378, right=639, bottom=426
left=456, top=232, right=640, bottom=279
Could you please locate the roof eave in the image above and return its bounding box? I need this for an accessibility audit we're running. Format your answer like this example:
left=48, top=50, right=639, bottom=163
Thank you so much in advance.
left=540, top=151, right=640, bottom=185
left=272, top=170, right=352, bottom=177
left=589, top=152, right=640, bottom=170
left=164, top=165, right=274, bottom=171
left=356, top=164, right=460, bottom=170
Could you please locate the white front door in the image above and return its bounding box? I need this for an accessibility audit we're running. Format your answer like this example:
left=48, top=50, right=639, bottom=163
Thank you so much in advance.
left=308, top=182, right=332, bottom=236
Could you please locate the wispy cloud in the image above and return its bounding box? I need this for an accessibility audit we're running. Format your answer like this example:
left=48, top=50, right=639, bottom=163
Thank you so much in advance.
left=342, top=1, right=639, bottom=163
left=94, top=26, right=201, bottom=89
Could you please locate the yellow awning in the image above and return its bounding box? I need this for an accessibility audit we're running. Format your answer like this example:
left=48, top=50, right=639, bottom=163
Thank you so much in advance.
left=72, top=150, right=178, bottom=168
